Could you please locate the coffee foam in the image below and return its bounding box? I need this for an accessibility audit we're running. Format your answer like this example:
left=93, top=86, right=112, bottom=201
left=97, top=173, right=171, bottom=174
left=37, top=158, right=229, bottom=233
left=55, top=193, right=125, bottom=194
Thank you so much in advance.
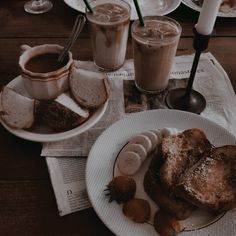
left=88, top=3, right=129, bottom=24
left=133, top=20, right=180, bottom=44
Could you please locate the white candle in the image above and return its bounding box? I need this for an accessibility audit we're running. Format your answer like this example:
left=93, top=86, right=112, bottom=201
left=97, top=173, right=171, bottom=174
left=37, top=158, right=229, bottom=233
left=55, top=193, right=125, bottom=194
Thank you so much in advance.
left=196, top=0, right=222, bottom=35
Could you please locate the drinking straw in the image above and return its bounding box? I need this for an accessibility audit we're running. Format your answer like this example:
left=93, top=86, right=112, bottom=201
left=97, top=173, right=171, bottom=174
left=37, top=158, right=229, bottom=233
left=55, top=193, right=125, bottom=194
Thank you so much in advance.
left=83, top=0, right=93, bottom=13
left=133, top=0, right=145, bottom=26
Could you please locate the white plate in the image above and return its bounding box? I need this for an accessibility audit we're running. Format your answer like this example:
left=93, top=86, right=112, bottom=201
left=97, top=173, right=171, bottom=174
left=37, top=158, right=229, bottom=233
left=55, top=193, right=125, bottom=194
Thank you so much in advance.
left=0, top=76, right=108, bottom=143
left=63, top=0, right=182, bottom=20
left=182, top=0, right=236, bottom=17
left=86, top=109, right=236, bottom=236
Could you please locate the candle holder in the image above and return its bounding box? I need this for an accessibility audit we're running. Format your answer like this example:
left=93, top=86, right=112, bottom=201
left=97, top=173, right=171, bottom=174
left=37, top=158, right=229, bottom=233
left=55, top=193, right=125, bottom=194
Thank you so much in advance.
left=166, top=27, right=211, bottom=114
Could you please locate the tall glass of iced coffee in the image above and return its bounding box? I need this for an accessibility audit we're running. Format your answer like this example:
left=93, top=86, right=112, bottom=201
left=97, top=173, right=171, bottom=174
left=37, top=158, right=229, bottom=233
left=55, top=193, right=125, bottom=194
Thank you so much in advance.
left=131, top=16, right=182, bottom=93
left=86, top=0, right=131, bottom=71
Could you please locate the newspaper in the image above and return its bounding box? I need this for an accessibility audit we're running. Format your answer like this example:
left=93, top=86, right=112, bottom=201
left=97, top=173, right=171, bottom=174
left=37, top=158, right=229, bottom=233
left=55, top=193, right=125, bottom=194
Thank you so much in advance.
left=44, top=53, right=236, bottom=216
left=46, top=157, right=91, bottom=216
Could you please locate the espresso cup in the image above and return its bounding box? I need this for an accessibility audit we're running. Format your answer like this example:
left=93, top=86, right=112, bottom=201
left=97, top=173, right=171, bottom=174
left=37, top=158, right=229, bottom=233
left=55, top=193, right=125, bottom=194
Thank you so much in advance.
left=19, top=44, right=74, bottom=100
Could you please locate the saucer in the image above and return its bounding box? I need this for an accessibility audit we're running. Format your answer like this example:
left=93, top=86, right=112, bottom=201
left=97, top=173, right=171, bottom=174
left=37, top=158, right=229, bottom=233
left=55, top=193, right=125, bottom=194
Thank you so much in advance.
left=86, top=109, right=236, bottom=236
left=0, top=76, right=108, bottom=143
left=182, top=0, right=236, bottom=17
left=63, top=0, right=182, bottom=20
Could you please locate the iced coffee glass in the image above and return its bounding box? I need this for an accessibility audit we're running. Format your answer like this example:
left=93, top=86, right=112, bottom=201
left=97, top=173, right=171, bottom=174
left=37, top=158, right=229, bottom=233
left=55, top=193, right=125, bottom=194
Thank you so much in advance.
left=131, top=16, right=182, bottom=93
left=86, top=0, right=131, bottom=71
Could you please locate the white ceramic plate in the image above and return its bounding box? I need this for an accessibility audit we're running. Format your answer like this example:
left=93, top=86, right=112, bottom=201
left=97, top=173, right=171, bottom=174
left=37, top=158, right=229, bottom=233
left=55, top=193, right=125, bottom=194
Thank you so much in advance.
left=86, top=109, right=236, bottom=236
left=182, top=0, right=236, bottom=17
left=0, top=76, right=108, bottom=142
left=63, top=0, right=182, bottom=20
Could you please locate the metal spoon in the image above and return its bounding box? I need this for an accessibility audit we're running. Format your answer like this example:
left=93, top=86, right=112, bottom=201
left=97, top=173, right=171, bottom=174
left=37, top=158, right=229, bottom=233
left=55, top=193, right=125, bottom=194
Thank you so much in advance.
left=58, top=14, right=86, bottom=63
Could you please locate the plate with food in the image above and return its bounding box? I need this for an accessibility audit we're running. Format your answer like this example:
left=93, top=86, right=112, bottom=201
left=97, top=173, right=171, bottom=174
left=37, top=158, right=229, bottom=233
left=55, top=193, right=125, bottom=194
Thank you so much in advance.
left=86, top=109, right=236, bottom=236
left=182, top=0, right=236, bottom=17
left=63, top=0, right=182, bottom=20
left=0, top=68, right=110, bottom=142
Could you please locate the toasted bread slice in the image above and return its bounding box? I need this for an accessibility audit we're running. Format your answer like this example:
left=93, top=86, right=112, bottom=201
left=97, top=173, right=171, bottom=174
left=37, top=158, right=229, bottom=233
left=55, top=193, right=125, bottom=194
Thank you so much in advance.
left=175, top=145, right=236, bottom=212
left=37, top=100, right=87, bottom=131
left=159, top=128, right=212, bottom=192
left=0, top=86, right=36, bottom=129
left=143, top=149, right=196, bottom=220
left=69, top=68, right=110, bottom=109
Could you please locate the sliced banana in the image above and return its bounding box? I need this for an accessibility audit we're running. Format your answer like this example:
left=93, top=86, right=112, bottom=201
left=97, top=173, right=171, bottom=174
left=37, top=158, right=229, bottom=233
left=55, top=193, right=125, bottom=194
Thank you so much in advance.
left=161, top=127, right=179, bottom=138
left=170, top=128, right=180, bottom=135
left=160, top=127, right=172, bottom=138
left=129, top=134, right=152, bottom=154
left=121, top=143, right=147, bottom=162
left=116, top=128, right=180, bottom=176
left=141, top=131, right=158, bottom=151
left=117, top=151, right=142, bottom=176
left=151, top=129, right=163, bottom=146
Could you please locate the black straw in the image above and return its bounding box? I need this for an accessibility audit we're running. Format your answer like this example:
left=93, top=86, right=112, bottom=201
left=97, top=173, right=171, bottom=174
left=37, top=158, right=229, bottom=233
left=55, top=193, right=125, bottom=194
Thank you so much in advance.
left=84, top=0, right=93, bottom=13
left=133, top=0, right=144, bottom=26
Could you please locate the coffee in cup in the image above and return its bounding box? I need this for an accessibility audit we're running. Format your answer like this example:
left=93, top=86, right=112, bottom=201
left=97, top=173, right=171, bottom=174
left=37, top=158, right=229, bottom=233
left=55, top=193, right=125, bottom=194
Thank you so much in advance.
left=25, top=53, right=69, bottom=73
left=19, top=44, right=73, bottom=100
left=86, top=0, right=131, bottom=71
left=131, top=16, right=182, bottom=93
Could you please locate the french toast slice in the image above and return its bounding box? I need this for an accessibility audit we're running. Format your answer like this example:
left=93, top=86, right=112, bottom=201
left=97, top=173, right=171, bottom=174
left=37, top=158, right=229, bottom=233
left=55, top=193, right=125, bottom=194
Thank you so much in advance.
left=143, top=148, right=196, bottom=220
left=175, top=145, right=236, bottom=212
left=159, top=128, right=213, bottom=192
left=144, top=169, right=196, bottom=220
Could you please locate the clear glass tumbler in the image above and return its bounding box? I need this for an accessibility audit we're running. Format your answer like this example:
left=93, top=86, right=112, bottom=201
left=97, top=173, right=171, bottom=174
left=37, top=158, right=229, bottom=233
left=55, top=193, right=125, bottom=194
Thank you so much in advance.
left=132, top=16, right=182, bottom=93
left=86, top=0, right=131, bottom=71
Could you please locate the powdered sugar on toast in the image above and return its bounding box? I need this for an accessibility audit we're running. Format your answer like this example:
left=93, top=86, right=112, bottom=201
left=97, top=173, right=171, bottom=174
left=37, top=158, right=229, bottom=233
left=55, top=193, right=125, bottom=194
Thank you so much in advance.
left=176, top=145, right=236, bottom=212
left=159, top=128, right=213, bottom=192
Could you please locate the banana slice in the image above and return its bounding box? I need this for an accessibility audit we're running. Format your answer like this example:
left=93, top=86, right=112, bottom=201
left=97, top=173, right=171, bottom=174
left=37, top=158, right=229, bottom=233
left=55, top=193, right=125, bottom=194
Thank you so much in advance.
left=129, top=134, right=152, bottom=154
left=161, top=127, right=179, bottom=138
left=142, top=131, right=158, bottom=151
left=170, top=128, right=180, bottom=135
left=117, top=151, right=142, bottom=176
left=151, top=129, right=163, bottom=146
left=121, top=143, right=147, bottom=162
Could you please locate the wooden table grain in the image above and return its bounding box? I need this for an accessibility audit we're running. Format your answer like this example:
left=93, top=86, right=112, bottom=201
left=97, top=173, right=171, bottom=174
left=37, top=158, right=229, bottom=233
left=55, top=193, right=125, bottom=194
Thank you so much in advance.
left=0, top=1, right=236, bottom=235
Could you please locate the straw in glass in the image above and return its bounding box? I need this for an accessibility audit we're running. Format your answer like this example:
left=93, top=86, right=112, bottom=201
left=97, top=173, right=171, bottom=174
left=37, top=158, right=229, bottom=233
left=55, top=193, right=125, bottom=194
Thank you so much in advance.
left=83, top=0, right=93, bottom=13
left=133, top=0, right=144, bottom=26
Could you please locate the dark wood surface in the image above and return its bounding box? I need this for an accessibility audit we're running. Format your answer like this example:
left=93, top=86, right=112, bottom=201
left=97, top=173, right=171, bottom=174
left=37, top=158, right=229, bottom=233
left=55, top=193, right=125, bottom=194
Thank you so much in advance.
left=0, top=1, right=236, bottom=235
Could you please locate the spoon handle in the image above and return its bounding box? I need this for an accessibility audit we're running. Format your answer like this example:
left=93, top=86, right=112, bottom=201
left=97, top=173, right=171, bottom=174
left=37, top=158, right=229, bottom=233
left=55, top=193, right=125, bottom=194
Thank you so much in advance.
left=58, top=14, right=86, bottom=63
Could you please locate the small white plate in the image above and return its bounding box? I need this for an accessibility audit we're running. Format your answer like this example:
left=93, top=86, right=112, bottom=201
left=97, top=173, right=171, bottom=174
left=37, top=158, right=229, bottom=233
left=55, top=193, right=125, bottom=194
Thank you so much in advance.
left=182, top=0, right=236, bottom=17
left=63, top=0, right=182, bottom=20
left=86, top=109, right=236, bottom=236
left=0, top=76, right=108, bottom=143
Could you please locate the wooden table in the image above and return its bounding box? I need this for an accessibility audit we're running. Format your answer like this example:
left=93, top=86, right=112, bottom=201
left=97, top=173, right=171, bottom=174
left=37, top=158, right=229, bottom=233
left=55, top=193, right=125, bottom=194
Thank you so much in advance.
left=0, top=1, right=236, bottom=235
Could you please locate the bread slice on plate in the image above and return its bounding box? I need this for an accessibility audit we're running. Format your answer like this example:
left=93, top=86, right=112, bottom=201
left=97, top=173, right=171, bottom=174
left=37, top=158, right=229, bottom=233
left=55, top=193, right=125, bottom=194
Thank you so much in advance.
left=144, top=128, right=236, bottom=219
left=175, top=145, right=236, bottom=212
left=0, top=86, right=36, bottom=129
left=37, top=97, right=89, bottom=132
left=69, top=67, right=110, bottom=109
left=143, top=149, right=196, bottom=220
left=159, top=128, right=213, bottom=192
left=143, top=128, right=213, bottom=219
